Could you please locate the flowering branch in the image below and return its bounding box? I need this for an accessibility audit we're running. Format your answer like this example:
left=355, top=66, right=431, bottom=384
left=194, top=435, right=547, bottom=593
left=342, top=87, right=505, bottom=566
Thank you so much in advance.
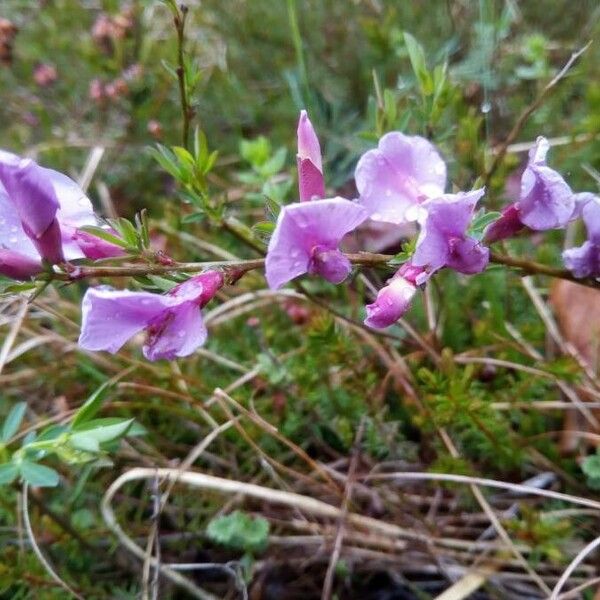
left=41, top=251, right=599, bottom=290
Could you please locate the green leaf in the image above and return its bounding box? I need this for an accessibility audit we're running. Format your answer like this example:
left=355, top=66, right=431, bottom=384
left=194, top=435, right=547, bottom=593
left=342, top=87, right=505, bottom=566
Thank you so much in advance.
left=468, top=211, right=501, bottom=241
left=71, top=418, right=134, bottom=443
left=71, top=380, right=113, bottom=429
left=146, top=275, right=179, bottom=292
left=20, top=461, right=59, bottom=487
left=259, top=147, right=287, bottom=177
left=148, top=145, right=181, bottom=179
left=111, top=218, right=139, bottom=247
left=69, top=433, right=101, bottom=453
left=403, top=32, right=432, bottom=96
left=582, top=453, right=600, bottom=479
left=78, top=226, right=130, bottom=250
left=2, top=402, right=27, bottom=442
left=207, top=510, right=269, bottom=553
left=0, top=463, right=19, bottom=485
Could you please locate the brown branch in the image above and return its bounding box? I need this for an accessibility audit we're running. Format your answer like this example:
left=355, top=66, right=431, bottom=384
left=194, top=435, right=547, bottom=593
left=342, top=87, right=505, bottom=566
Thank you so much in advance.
left=489, top=252, right=600, bottom=289
left=42, top=250, right=599, bottom=290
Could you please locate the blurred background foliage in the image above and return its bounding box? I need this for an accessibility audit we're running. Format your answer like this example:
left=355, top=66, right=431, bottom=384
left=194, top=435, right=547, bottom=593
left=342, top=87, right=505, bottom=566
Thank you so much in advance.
left=0, top=0, right=600, bottom=598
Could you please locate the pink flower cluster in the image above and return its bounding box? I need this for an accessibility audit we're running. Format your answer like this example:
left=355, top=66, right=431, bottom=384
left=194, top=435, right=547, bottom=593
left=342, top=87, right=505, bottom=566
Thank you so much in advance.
left=1, top=112, right=596, bottom=362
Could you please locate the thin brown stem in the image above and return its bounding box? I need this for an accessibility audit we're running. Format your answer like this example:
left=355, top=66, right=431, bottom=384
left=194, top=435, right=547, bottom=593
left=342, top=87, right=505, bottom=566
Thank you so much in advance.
left=44, top=250, right=599, bottom=290
left=484, top=42, right=590, bottom=187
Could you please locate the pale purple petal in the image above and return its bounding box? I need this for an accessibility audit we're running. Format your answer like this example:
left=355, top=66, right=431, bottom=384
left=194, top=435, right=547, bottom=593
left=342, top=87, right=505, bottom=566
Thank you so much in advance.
left=0, top=249, right=42, bottom=280
left=355, top=132, right=446, bottom=224
left=563, top=242, right=600, bottom=279
left=79, top=287, right=176, bottom=354
left=446, top=237, right=489, bottom=274
left=45, top=168, right=96, bottom=228
left=571, top=192, right=597, bottom=219
left=581, top=195, right=600, bottom=244
left=364, top=276, right=417, bottom=329
left=297, top=110, right=322, bottom=172
left=297, top=156, right=325, bottom=201
left=0, top=189, right=39, bottom=260
left=422, top=189, right=485, bottom=237
left=265, top=198, right=367, bottom=289
left=308, top=248, right=351, bottom=284
left=0, top=154, right=59, bottom=238
left=265, top=206, right=311, bottom=290
left=143, top=301, right=207, bottom=361
left=519, top=137, right=574, bottom=230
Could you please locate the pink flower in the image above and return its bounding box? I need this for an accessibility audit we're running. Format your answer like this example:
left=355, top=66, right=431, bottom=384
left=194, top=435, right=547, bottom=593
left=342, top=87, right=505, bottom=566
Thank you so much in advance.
left=0, top=150, right=124, bottom=278
left=413, top=189, right=489, bottom=277
left=33, top=64, right=57, bottom=87
left=485, top=137, right=575, bottom=243
left=364, top=263, right=425, bottom=329
left=355, top=132, right=447, bottom=224
left=79, top=271, right=224, bottom=361
left=265, top=197, right=367, bottom=289
left=563, top=194, right=600, bottom=278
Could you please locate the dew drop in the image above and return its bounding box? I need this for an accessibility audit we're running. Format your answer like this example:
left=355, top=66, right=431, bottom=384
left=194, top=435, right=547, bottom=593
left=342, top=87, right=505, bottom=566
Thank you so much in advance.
left=10, top=225, right=18, bottom=233
left=8, top=236, right=17, bottom=244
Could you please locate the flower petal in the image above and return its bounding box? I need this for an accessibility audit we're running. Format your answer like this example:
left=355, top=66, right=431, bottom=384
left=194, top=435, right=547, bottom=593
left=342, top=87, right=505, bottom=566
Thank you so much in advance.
left=46, top=168, right=96, bottom=228
left=446, top=237, right=489, bottom=274
left=0, top=189, right=39, bottom=260
left=581, top=195, right=600, bottom=244
left=356, top=132, right=446, bottom=224
left=0, top=249, right=42, bottom=280
left=519, top=139, right=574, bottom=230
left=309, top=248, right=351, bottom=284
left=79, top=287, right=175, bottom=354
left=563, top=241, right=600, bottom=279
left=364, top=276, right=416, bottom=329
left=297, top=156, right=325, bottom=201
left=0, top=152, right=59, bottom=238
left=297, top=110, right=322, bottom=172
left=143, top=301, right=207, bottom=361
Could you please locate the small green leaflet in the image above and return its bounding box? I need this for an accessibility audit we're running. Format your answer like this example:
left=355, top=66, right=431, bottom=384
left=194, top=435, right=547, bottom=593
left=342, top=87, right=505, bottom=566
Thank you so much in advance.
left=1, top=402, right=27, bottom=443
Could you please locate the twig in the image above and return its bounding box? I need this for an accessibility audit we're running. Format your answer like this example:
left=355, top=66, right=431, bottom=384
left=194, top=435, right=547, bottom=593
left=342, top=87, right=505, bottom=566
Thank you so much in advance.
left=22, top=484, right=85, bottom=600
left=321, top=418, right=365, bottom=600
left=173, top=3, right=192, bottom=149
left=490, top=252, right=600, bottom=289
left=484, top=42, right=591, bottom=186
left=365, top=472, right=600, bottom=511
left=550, top=535, right=600, bottom=600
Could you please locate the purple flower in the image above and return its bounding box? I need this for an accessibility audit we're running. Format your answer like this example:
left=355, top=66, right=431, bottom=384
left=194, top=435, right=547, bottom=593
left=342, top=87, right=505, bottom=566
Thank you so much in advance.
left=0, top=150, right=124, bottom=279
left=265, top=197, right=368, bottom=289
left=297, top=110, right=325, bottom=202
left=412, top=189, right=489, bottom=276
left=355, top=132, right=446, bottom=224
left=485, top=137, right=575, bottom=243
left=364, top=263, right=425, bottom=329
left=563, top=194, right=600, bottom=278
left=79, top=270, right=224, bottom=361
left=0, top=151, right=64, bottom=264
